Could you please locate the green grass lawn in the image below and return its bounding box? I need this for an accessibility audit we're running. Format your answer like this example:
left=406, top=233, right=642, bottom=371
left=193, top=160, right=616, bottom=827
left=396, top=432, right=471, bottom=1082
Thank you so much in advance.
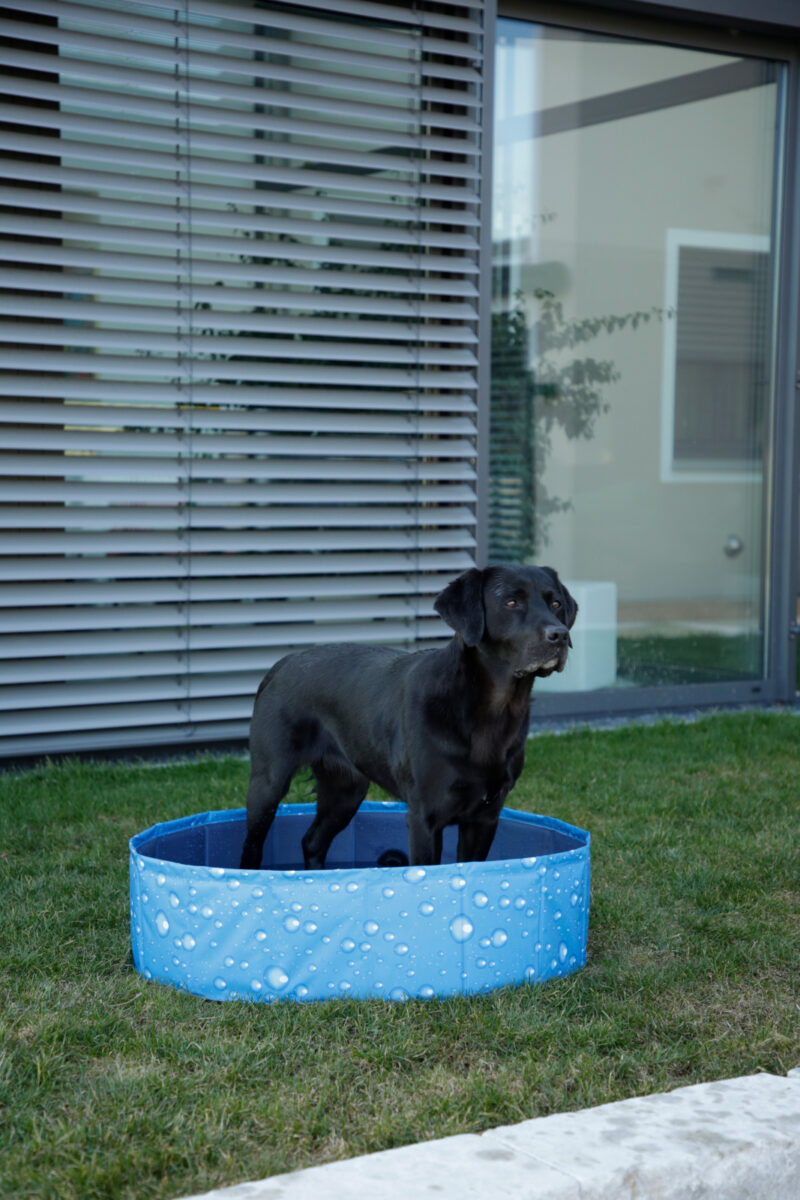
left=1, top=712, right=799, bottom=1200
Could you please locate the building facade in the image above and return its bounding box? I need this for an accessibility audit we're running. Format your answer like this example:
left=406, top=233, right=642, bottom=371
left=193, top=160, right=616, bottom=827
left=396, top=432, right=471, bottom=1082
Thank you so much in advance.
left=1, top=0, right=798, bottom=757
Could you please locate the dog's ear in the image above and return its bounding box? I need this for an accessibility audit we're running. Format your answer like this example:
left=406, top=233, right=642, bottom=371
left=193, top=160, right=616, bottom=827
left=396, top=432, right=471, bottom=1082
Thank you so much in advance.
left=542, top=567, right=578, bottom=634
left=434, top=568, right=485, bottom=647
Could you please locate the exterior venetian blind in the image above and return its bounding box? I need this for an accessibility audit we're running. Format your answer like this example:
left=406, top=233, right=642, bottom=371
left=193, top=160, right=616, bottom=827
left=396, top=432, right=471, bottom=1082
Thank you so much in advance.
left=0, top=0, right=485, bottom=757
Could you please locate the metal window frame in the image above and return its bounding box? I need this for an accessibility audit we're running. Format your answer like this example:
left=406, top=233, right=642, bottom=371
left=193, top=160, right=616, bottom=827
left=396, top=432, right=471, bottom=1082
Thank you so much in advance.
left=477, top=0, right=800, bottom=720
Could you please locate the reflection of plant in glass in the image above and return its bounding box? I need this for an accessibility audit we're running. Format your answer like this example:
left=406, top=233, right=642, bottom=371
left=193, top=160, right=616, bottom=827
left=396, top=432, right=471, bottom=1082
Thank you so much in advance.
left=489, top=288, right=668, bottom=562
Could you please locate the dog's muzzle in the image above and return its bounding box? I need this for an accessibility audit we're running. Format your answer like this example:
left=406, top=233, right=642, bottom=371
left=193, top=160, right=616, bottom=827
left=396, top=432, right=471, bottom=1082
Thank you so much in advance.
left=514, top=629, right=571, bottom=678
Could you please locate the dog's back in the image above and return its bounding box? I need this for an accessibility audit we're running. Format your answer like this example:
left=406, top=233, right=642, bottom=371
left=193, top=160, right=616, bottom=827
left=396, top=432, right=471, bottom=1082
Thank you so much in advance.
left=250, top=641, right=424, bottom=781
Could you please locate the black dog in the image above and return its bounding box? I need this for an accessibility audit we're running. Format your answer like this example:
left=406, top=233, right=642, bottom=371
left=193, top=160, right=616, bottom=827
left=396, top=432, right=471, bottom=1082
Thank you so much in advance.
left=240, top=565, right=577, bottom=871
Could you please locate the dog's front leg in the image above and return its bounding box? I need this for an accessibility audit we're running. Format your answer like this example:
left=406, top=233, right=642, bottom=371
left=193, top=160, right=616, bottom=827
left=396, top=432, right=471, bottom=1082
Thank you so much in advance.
left=406, top=808, right=443, bottom=866
left=456, top=817, right=500, bottom=864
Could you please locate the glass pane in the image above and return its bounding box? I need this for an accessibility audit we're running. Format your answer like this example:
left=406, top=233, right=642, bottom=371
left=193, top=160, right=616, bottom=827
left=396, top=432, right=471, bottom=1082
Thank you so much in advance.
left=491, top=22, right=783, bottom=691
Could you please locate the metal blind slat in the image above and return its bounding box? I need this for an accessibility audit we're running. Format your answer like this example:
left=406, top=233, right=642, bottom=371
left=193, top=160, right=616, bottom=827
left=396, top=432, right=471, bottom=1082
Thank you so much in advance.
left=0, top=381, right=478, bottom=409
left=0, top=402, right=477, bottom=436
left=2, top=528, right=477, bottom=557
left=0, top=571, right=463, bottom=609
left=3, top=505, right=477, bottom=533
left=2, top=550, right=477, bottom=583
left=1, top=455, right=477, bottom=483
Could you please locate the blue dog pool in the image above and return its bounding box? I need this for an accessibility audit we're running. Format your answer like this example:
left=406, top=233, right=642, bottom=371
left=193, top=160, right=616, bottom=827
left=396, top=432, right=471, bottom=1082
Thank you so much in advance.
left=130, top=802, right=590, bottom=1003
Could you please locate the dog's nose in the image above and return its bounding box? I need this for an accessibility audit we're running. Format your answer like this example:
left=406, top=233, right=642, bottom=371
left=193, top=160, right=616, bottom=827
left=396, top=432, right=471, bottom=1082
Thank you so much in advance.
left=544, top=624, right=568, bottom=644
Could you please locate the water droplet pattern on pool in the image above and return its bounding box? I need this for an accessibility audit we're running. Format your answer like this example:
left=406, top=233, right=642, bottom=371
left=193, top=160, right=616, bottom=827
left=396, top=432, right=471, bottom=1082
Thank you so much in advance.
left=130, top=803, right=589, bottom=1004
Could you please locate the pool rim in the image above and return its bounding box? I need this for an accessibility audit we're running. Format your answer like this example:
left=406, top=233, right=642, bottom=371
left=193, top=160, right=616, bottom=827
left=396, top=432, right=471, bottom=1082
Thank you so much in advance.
left=129, top=800, right=591, bottom=877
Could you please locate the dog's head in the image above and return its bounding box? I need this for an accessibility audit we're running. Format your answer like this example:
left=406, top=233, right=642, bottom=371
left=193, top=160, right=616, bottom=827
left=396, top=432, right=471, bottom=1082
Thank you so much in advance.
left=434, top=564, right=578, bottom=678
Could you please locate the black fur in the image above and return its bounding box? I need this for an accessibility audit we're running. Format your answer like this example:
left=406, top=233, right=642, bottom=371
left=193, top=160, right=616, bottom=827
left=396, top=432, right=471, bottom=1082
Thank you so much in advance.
left=240, top=564, right=578, bottom=870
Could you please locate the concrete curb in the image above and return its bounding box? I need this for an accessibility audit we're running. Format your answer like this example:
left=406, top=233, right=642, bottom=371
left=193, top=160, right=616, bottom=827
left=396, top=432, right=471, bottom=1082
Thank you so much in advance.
left=179, top=1068, right=800, bottom=1200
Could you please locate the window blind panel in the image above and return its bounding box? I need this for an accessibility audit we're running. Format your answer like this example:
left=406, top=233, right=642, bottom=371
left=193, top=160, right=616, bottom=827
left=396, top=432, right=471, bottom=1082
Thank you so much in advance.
left=10, top=719, right=301, bottom=757
left=0, top=103, right=482, bottom=165
left=0, top=49, right=482, bottom=136
left=2, top=323, right=478, bottom=363
left=0, top=480, right=476, bottom=504
left=0, top=122, right=480, bottom=184
left=0, top=403, right=477, bottom=436
left=0, top=194, right=481, bottom=252
left=0, top=570, right=466, bottom=609
left=0, top=270, right=480, bottom=320
left=0, top=0, right=484, bottom=758
left=5, top=632, right=442, bottom=715
left=1, top=354, right=477, bottom=388
left=2, top=429, right=476, bottom=459
left=5, top=11, right=482, bottom=87
left=2, top=83, right=481, bottom=152
left=5, top=504, right=477, bottom=533
left=1, top=166, right=482, bottom=226
left=2, top=528, right=476, bottom=557
left=4, top=549, right=474, bottom=588
left=0, top=143, right=478, bottom=205
left=0, top=299, right=479, bottom=343
left=15, top=0, right=483, bottom=63
left=0, top=29, right=481, bottom=112
left=0, top=383, right=477, bottom=410
left=0, top=212, right=480, bottom=269
left=3, top=329, right=478, bottom=369
left=134, top=0, right=485, bottom=36
left=5, top=622, right=449, bottom=691
left=3, top=595, right=451, bottom=643
left=4, top=549, right=477, bottom=583
left=0, top=241, right=480, bottom=297
left=4, top=614, right=449, bottom=687
left=1, top=454, right=476, bottom=482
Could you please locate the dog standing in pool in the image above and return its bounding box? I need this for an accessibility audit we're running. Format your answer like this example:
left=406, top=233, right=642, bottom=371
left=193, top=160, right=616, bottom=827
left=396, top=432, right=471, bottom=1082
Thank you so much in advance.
left=240, top=564, right=577, bottom=871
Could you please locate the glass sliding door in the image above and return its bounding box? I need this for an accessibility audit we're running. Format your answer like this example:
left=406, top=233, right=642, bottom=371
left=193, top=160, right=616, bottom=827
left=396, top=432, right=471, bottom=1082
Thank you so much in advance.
left=490, top=20, right=784, bottom=698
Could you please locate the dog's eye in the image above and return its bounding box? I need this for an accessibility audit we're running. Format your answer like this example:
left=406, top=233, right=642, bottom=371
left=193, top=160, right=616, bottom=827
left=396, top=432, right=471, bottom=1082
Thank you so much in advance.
left=505, top=599, right=518, bottom=608
left=550, top=600, right=561, bottom=612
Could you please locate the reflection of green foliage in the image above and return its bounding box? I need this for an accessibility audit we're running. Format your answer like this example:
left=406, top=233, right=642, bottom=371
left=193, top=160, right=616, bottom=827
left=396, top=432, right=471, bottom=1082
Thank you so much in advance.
left=618, top=633, right=762, bottom=685
left=489, top=288, right=667, bottom=562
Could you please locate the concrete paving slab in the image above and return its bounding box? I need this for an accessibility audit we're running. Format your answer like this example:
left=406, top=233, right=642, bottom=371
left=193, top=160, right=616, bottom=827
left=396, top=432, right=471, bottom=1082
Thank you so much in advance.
left=178, top=1069, right=800, bottom=1200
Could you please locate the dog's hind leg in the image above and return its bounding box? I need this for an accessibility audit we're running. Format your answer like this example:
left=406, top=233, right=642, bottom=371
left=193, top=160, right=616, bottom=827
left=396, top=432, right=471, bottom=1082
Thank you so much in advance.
left=302, top=752, right=369, bottom=869
left=240, top=764, right=295, bottom=869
